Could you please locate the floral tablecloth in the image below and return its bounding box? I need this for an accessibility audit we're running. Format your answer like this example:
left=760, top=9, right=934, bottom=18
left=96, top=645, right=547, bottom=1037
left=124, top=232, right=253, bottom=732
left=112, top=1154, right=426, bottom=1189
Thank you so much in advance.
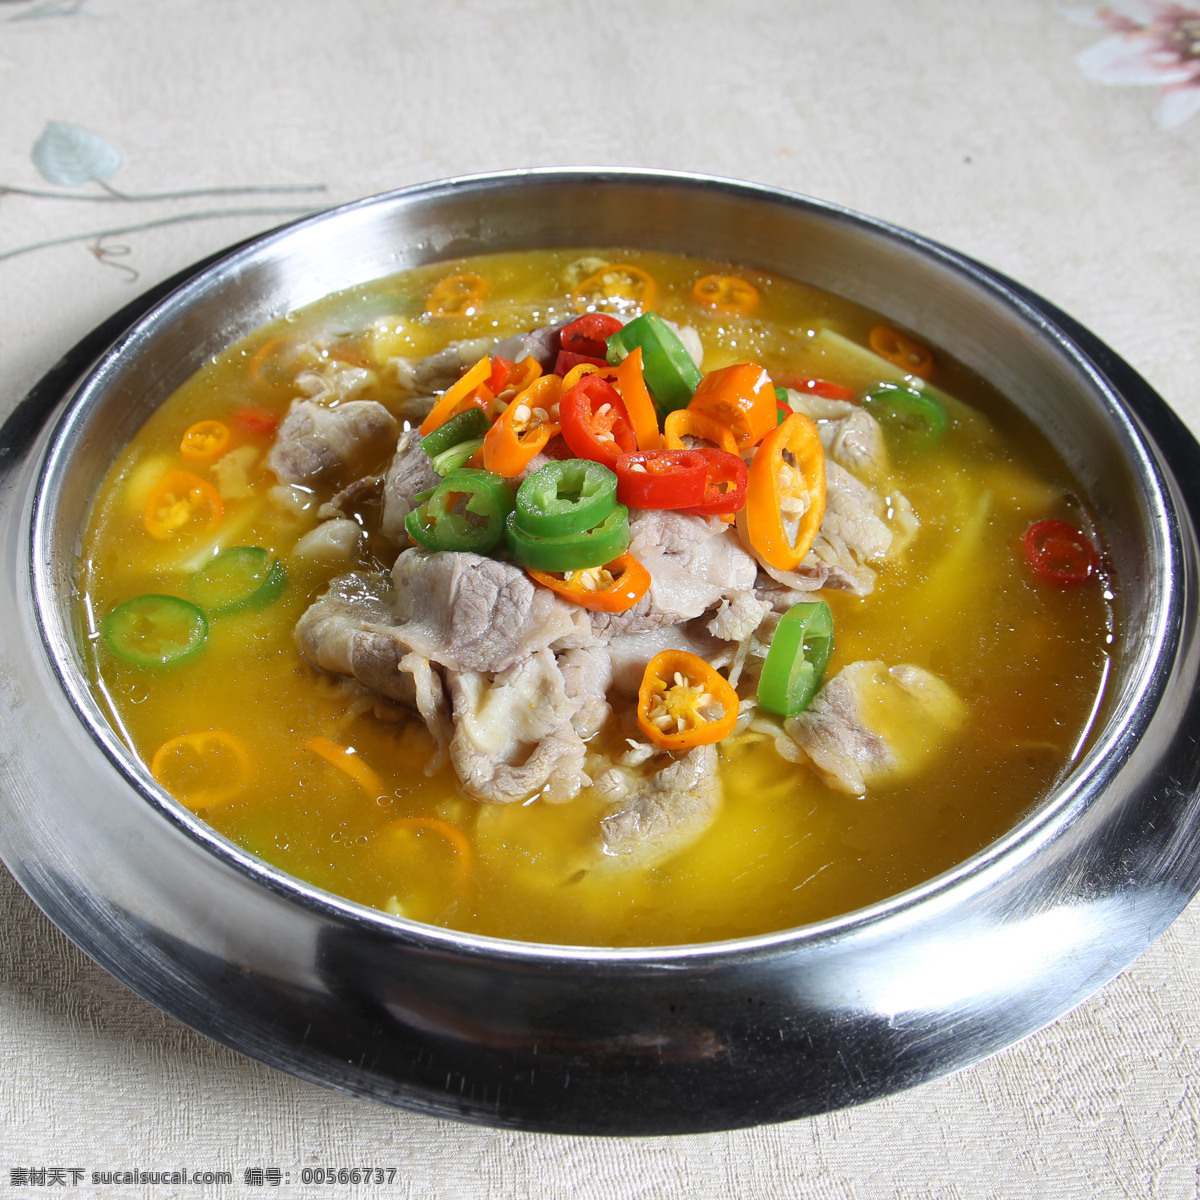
left=2, top=2, right=1199, bottom=1196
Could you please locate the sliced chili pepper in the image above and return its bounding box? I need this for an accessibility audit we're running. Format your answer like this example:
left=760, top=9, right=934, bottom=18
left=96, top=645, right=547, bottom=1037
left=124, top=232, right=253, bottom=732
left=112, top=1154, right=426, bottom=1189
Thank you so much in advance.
left=775, top=376, right=856, bottom=402
left=554, top=349, right=609, bottom=377
left=663, top=407, right=740, bottom=455
left=248, top=336, right=299, bottom=389
left=150, top=729, right=251, bottom=810
left=606, top=312, right=702, bottom=418
left=436, top=437, right=487, bottom=476
left=526, top=551, right=651, bottom=613
left=612, top=346, right=662, bottom=451
left=688, top=363, right=777, bottom=451
left=404, top=469, right=514, bottom=554
left=378, top=816, right=472, bottom=892
left=559, top=312, right=624, bottom=358
left=233, top=405, right=281, bottom=437
left=691, top=274, right=759, bottom=315
left=682, top=448, right=748, bottom=518
left=488, top=355, right=518, bottom=393
left=419, top=405, right=491, bottom=459
left=502, top=355, right=543, bottom=394
left=101, top=594, right=209, bottom=667
left=862, top=382, right=947, bottom=450
left=188, top=546, right=287, bottom=615
left=514, top=459, right=618, bottom=538
left=775, top=389, right=792, bottom=424
left=505, top=503, right=630, bottom=573
left=572, top=263, right=658, bottom=314
left=636, top=649, right=739, bottom=750
left=180, top=419, right=231, bottom=464
left=613, top=449, right=707, bottom=510
left=480, top=375, right=563, bottom=478
left=559, top=374, right=637, bottom=466
left=758, top=600, right=834, bottom=716
left=304, top=735, right=386, bottom=801
left=418, top=355, right=493, bottom=436
left=426, top=272, right=488, bottom=319
left=1022, top=520, right=1100, bottom=586
left=869, top=325, right=934, bottom=377
left=742, top=412, right=827, bottom=572
left=144, top=470, right=224, bottom=540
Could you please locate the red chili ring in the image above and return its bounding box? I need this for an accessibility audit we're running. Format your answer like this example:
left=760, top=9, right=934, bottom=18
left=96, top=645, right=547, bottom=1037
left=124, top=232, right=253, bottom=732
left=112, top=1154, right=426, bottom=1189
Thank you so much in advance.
left=1022, top=519, right=1099, bottom=586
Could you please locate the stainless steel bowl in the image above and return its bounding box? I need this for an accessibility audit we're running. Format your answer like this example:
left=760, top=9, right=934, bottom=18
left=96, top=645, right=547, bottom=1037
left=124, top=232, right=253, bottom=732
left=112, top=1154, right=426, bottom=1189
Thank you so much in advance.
left=3, top=169, right=1200, bottom=1135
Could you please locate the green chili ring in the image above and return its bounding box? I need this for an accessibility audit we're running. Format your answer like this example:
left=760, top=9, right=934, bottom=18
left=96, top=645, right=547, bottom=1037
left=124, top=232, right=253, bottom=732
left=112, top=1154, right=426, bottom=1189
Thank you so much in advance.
left=420, top=406, right=490, bottom=459
left=514, top=459, right=618, bottom=538
left=100, top=594, right=209, bottom=667
left=189, top=546, right=287, bottom=615
left=506, top=504, right=631, bottom=573
left=606, top=312, right=702, bottom=417
left=405, top=468, right=515, bottom=554
left=862, top=382, right=947, bottom=448
left=758, top=599, right=834, bottom=717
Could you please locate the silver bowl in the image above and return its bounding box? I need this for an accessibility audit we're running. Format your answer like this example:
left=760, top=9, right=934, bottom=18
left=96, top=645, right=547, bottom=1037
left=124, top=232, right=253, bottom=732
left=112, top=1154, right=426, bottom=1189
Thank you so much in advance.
left=2, top=169, right=1200, bottom=1134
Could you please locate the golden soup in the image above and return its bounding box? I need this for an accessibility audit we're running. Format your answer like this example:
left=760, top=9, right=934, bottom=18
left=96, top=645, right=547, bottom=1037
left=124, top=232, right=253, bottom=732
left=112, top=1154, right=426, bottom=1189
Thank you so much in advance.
left=77, top=249, right=1113, bottom=946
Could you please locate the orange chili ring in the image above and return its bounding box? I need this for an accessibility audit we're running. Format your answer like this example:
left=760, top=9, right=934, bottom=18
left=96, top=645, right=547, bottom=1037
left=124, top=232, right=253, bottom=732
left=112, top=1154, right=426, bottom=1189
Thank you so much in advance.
left=425, top=272, right=489, bottom=319
left=572, top=263, right=658, bottom=314
left=179, top=419, right=232, bottom=464
left=248, top=336, right=293, bottom=389
left=304, top=735, right=387, bottom=801
left=612, top=346, right=662, bottom=451
left=663, top=408, right=740, bottom=455
left=378, top=816, right=472, bottom=891
left=636, top=649, right=740, bottom=750
left=527, top=551, right=651, bottom=613
left=480, top=375, right=563, bottom=477
left=419, top=355, right=493, bottom=436
left=688, top=363, right=778, bottom=451
left=143, top=470, right=224, bottom=540
left=150, top=730, right=252, bottom=811
left=742, top=412, right=827, bottom=572
left=869, top=325, right=934, bottom=378
left=691, top=274, right=759, bottom=315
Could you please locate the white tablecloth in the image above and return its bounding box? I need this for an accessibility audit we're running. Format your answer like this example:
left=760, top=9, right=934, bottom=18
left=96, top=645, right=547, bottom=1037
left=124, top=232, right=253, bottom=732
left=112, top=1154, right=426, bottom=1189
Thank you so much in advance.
left=3, top=1, right=1199, bottom=1194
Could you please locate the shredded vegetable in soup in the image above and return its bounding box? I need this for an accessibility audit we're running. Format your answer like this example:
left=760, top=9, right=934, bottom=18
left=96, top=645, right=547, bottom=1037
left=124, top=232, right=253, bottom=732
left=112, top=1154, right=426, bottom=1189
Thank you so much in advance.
left=77, top=249, right=1114, bottom=947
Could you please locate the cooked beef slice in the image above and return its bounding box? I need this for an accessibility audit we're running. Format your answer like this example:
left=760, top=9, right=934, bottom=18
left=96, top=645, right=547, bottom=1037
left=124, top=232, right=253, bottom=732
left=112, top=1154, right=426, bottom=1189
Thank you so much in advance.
left=781, top=660, right=966, bottom=796
left=598, top=745, right=721, bottom=868
left=267, top=398, right=398, bottom=486
left=390, top=337, right=495, bottom=393
left=446, top=649, right=589, bottom=804
left=390, top=548, right=592, bottom=673
left=294, top=572, right=446, bottom=718
left=379, top=430, right=440, bottom=543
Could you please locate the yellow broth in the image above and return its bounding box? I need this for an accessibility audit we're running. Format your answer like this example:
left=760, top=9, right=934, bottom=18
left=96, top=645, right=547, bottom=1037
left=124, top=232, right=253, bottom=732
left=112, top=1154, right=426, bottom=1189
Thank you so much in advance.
left=77, top=249, right=1113, bottom=946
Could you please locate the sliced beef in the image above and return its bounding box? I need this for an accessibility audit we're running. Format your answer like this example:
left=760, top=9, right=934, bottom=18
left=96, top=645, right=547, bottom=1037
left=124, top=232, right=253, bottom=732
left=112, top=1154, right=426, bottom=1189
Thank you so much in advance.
left=606, top=621, right=732, bottom=696
left=390, top=337, right=494, bottom=394
left=784, top=391, right=887, bottom=478
left=295, top=361, right=375, bottom=404
left=491, top=322, right=566, bottom=374
left=267, top=398, right=398, bottom=486
left=780, top=660, right=965, bottom=796
left=390, top=548, right=592, bottom=673
left=557, top=644, right=614, bottom=737
left=598, top=745, right=721, bottom=869
left=446, top=649, right=589, bottom=804
left=379, top=430, right=440, bottom=543
left=608, top=510, right=759, bottom=632
left=294, top=572, right=445, bottom=717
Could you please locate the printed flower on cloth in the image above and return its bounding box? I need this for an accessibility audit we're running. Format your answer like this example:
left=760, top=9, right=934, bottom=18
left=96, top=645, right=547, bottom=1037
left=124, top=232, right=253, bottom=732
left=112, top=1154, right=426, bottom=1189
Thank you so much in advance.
left=1064, top=2, right=1200, bottom=127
